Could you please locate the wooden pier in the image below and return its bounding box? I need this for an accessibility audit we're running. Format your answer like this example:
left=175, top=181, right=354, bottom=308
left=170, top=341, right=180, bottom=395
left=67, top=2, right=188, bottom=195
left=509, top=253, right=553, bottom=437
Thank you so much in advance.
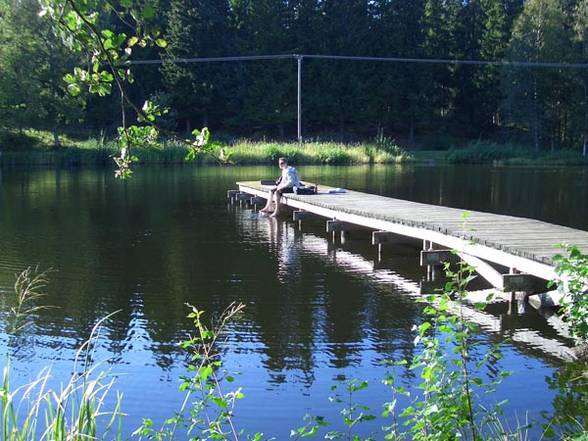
left=233, top=181, right=588, bottom=295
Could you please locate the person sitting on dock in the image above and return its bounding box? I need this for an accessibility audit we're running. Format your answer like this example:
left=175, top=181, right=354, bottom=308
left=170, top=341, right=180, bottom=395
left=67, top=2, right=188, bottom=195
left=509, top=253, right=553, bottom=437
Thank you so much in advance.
left=260, top=157, right=301, bottom=217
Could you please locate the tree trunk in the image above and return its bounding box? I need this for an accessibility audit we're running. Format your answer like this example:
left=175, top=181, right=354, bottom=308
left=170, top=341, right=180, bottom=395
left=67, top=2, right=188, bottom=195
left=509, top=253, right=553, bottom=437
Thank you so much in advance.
left=408, top=117, right=415, bottom=146
left=584, top=81, right=588, bottom=157
left=52, top=128, right=61, bottom=148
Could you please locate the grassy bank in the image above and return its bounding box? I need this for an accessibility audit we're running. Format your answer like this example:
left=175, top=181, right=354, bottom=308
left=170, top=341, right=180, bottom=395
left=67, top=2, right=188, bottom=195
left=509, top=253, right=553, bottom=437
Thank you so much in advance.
left=3, top=129, right=588, bottom=167
left=0, top=129, right=412, bottom=166
left=444, top=141, right=588, bottom=165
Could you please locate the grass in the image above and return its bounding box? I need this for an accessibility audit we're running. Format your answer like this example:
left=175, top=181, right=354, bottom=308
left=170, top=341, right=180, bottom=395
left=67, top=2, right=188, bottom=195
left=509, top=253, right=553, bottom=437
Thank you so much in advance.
left=3, top=129, right=588, bottom=167
left=445, top=141, right=588, bottom=165
left=1, top=267, right=123, bottom=441
left=0, top=129, right=412, bottom=167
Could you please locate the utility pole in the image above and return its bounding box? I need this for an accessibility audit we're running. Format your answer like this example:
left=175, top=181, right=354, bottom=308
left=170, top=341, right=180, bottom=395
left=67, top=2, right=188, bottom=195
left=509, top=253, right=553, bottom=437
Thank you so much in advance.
left=297, top=55, right=303, bottom=143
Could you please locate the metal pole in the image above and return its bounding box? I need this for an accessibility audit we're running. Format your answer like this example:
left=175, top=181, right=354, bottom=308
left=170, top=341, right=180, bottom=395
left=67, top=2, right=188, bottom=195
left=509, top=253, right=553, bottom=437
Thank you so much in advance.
left=297, top=55, right=302, bottom=143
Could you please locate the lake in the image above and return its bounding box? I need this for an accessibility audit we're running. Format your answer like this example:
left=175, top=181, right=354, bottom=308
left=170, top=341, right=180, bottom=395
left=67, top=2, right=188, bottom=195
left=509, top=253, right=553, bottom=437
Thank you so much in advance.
left=0, top=164, right=587, bottom=438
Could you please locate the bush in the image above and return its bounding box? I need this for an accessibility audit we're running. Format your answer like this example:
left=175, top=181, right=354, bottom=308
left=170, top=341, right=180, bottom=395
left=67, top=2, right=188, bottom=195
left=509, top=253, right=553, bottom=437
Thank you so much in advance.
left=445, top=141, right=529, bottom=164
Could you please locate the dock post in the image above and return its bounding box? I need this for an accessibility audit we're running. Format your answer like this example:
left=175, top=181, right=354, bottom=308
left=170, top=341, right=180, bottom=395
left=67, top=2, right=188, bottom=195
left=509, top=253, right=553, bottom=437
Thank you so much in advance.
left=293, top=210, right=306, bottom=229
left=423, top=240, right=434, bottom=280
left=227, top=190, right=239, bottom=204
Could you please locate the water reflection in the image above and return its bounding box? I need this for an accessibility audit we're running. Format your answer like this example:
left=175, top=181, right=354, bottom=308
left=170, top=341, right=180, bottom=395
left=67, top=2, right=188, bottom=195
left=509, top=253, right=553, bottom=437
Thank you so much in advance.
left=0, top=165, right=586, bottom=436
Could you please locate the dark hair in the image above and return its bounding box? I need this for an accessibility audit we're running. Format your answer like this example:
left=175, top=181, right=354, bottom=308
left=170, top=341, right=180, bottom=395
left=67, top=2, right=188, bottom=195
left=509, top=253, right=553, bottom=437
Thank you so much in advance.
left=278, top=157, right=287, bottom=164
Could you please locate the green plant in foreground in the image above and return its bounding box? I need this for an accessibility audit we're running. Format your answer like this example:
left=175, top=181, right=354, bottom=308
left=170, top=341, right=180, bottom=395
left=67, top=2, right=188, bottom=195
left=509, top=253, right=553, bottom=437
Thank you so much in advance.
left=2, top=260, right=587, bottom=440
left=553, top=244, right=588, bottom=344
left=134, top=302, right=268, bottom=441
left=6, top=267, right=51, bottom=334
left=397, top=259, right=510, bottom=441
left=290, top=253, right=517, bottom=441
left=1, top=268, right=124, bottom=441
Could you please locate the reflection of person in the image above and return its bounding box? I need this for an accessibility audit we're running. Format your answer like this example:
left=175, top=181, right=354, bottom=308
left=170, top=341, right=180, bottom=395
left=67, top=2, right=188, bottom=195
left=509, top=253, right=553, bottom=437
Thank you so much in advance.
left=260, top=157, right=301, bottom=217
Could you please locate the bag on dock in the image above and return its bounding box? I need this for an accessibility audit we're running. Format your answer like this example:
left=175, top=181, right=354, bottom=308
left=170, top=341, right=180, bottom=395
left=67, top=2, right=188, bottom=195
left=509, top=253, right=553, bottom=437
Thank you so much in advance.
left=293, top=185, right=316, bottom=195
left=260, top=179, right=279, bottom=186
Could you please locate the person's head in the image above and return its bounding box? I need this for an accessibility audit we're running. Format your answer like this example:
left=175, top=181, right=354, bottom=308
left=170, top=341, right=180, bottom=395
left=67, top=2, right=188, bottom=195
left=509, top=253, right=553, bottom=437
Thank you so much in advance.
left=278, top=157, right=288, bottom=169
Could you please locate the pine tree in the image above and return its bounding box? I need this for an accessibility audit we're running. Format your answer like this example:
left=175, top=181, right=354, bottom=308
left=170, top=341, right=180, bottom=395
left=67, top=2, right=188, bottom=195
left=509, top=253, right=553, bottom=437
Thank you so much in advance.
left=421, top=0, right=461, bottom=134
left=573, top=0, right=588, bottom=155
left=162, top=0, right=233, bottom=133
left=454, top=0, right=509, bottom=134
left=502, top=0, right=571, bottom=150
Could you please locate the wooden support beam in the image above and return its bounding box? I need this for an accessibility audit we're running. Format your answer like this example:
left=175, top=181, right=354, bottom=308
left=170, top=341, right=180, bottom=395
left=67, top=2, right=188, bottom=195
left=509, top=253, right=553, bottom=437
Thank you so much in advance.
left=372, top=231, right=401, bottom=245
left=527, top=290, right=563, bottom=309
left=502, top=274, right=550, bottom=293
left=326, top=220, right=364, bottom=233
left=459, top=253, right=505, bottom=291
left=293, top=210, right=309, bottom=221
left=420, top=249, right=458, bottom=267
left=227, top=189, right=239, bottom=202
left=249, top=196, right=265, bottom=205
left=235, top=192, right=251, bottom=201
left=459, top=253, right=551, bottom=293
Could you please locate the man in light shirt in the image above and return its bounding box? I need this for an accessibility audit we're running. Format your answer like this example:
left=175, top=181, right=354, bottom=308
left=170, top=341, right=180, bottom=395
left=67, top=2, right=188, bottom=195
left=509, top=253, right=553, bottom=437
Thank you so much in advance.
left=260, top=157, right=301, bottom=217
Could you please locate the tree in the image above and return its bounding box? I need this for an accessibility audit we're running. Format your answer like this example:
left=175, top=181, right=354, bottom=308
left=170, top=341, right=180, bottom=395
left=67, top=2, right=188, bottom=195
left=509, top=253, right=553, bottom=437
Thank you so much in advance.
left=421, top=0, right=460, bottom=134
left=502, top=0, right=571, bottom=150
left=162, top=0, right=233, bottom=133
left=573, top=0, right=588, bottom=156
left=453, top=0, right=509, bottom=135
left=0, top=0, right=83, bottom=145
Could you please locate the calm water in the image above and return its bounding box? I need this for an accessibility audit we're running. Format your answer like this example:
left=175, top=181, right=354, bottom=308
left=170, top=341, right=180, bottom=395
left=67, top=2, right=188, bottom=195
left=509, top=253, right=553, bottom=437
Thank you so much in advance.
left=0, top=164, right=587, bottom=438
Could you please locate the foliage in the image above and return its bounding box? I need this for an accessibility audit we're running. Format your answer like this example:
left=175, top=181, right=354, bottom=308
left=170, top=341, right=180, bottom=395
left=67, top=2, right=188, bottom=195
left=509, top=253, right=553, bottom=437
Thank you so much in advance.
left=132, top=302, right=267, bottom=440
left=0, top=0, right=83, bottom=138
left=37, top=0, right=213, bottom=178
left=502, top=0, right=572, bottom=151
left=552, top=245, right=588, bottom=343
left=544, top=362, right=588, bottom=439
left=445, top=141, right=532, bottom=163
left=395, top=259, right=510, bottom=441
left=445, top=141, right=588, bottom=164
left=287, top=251, right=518, bottom=441
left=1, top=269, right=123, bottom=441
left=3, top=0, right=588, bottom=152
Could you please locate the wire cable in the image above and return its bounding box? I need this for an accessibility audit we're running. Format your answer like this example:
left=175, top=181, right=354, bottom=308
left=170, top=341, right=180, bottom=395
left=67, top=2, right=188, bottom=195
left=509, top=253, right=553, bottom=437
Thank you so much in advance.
left=128, top=53, right=588, bottom=69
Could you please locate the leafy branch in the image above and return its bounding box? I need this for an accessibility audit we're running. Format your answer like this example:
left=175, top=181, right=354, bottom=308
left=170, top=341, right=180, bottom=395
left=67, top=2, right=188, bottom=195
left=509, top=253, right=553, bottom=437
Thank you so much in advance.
left=39, top=0, right=218, bottom=178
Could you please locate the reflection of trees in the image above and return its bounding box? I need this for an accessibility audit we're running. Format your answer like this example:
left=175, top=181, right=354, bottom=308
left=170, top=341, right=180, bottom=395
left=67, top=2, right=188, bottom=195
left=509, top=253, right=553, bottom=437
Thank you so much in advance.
left=245, top=216, right=420, bottom=380
left=544, top=362, right=588, bottom=437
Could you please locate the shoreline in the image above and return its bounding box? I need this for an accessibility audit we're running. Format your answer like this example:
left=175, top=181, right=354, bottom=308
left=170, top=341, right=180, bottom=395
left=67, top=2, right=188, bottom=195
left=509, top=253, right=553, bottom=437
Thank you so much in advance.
left=1, top=138, right=587, bottom=168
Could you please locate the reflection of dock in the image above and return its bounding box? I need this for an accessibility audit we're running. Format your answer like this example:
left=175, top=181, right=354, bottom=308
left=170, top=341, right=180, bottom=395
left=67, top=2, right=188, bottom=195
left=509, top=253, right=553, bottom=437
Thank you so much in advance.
left=295, top=231, right=574, bottom=361
left=234, top=181, right=588, bottom=300
left=232, top=184, right=579, bottom=361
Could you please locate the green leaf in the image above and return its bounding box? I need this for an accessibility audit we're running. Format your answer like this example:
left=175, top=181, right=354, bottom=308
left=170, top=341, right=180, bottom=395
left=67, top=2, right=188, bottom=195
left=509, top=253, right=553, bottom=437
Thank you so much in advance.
left=155, top=38, right=168, bottom=48
left=142, top=4, right=155, bottom=19
left=67, top=83, right=81, bottom=96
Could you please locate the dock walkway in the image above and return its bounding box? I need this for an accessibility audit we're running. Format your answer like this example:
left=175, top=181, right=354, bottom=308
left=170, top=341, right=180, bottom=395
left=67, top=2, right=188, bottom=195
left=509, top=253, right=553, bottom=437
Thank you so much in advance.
left=235, top=181, right=588, bottom=285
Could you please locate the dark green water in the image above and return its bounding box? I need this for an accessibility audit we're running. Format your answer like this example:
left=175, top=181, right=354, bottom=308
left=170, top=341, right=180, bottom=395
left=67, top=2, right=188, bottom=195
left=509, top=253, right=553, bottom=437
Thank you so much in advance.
left=0, top=164, right=587, bottom=438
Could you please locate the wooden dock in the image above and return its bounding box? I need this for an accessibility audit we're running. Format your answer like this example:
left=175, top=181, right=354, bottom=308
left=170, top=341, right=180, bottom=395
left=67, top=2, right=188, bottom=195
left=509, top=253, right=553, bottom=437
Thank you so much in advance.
left=233, top=181, right=588, bottom=293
